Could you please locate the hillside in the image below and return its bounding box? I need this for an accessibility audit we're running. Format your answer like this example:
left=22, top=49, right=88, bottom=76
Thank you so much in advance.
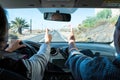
left=75, top=23, right=115, bottom=42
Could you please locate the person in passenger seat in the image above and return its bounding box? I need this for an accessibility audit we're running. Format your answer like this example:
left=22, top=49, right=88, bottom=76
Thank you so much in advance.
left=0, top=5, right=52, bottom=80
left=66, top=16, right=120, bottom=80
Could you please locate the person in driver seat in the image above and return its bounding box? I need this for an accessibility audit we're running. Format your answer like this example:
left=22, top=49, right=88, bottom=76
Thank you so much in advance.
left=66, top=16, right=120, bottom=80
left=0, top=5, right=52, bottom=80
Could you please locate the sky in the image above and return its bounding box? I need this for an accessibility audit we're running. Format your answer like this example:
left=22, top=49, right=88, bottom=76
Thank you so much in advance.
left=6, top=8, right=95, bottom=30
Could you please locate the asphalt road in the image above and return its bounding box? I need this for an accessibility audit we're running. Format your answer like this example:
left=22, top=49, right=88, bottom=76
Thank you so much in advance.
left=26, top=30, right=67, bottom=42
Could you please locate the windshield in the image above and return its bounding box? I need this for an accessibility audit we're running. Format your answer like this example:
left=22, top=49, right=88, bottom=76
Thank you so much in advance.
left=7, top=8, right=119, bottom=43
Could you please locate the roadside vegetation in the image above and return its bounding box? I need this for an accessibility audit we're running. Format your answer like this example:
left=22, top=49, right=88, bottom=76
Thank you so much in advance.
left=9, top=17, right=30, bottom=39
left=10, top=17, right=29, bottom=34
left=79, top=9, right=117, bottom=28
left=74, top=9, right=119, bottom=42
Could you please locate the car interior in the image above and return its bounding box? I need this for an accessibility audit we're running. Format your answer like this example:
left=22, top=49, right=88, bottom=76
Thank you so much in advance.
left=0, top=0, right=120, bottom=80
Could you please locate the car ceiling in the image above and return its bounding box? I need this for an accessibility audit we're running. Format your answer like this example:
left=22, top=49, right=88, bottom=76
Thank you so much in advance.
left=0, top=0, right=120, bottom=8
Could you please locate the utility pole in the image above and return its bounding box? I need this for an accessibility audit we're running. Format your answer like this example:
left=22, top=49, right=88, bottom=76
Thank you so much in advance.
left=30, top=19, right=32, bottom=33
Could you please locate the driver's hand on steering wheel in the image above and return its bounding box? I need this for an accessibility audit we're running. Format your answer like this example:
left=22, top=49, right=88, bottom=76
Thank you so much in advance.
left=45, top=28, right=52, bottom=44
left=5, top=39, right=26, bottom=52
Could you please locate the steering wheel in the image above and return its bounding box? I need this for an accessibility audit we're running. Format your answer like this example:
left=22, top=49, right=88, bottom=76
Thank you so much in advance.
left=13, top=41, right=74, bottom=80
left=15, top=40, right=41, bottom=59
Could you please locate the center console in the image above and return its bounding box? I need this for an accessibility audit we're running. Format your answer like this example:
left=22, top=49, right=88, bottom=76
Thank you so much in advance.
left=43, top=59, right=74, bottom=80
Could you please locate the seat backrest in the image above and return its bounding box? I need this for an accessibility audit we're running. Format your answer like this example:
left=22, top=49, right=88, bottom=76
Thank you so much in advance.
left=0, top=68, right=29, bottom=80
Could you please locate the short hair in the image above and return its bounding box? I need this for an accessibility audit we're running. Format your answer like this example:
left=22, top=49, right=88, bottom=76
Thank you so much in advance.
left=0, top=5, right=8, bottom=42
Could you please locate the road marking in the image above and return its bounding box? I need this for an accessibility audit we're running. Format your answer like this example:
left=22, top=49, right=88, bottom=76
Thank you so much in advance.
left=57, top=31, right=68, bottom=42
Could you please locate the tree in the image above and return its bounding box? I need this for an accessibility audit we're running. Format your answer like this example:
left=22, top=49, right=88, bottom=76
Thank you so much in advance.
left=81, top=17, right=96, bottom=28
left=10, top=17, right=29, bottom=34
left=96, top=9, right=112, bottom=19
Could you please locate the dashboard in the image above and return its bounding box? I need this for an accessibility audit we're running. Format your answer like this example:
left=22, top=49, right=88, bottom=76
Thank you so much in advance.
left=42, top=42, right=116, bottom=80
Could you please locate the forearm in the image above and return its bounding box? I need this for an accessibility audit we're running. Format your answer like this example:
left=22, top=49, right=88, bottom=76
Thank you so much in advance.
left=68, top=42, right=78, bottom=52
left=22, top=43, right=50, bottom=80
left=66, top=42, right=92, bottom=79
left=66, top=50, right=91, bottom=79
left=29, top=43, right=50, bottom=62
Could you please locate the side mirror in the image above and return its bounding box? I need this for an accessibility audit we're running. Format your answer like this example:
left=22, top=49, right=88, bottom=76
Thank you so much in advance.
left=44, top=12, right=71, bottom=22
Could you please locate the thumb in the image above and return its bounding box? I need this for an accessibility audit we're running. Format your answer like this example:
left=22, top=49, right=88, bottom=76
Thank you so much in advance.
left=70, top=27, right=74, bottom=35
left=45, top=28, right=49, bottom=36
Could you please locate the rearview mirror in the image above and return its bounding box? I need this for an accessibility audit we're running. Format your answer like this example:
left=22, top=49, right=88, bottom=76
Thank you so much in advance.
left=44, top=12, right=71, bottom=22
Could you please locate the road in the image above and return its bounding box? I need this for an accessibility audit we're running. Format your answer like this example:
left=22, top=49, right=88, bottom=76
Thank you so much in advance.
left=26, top=30, right=67, bottom=42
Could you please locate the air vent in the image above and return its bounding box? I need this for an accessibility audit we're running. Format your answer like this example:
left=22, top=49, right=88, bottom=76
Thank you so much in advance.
left=50, top=47, right=58, bottom=56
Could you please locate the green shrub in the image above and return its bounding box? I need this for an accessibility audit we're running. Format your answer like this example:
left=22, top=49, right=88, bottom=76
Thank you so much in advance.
left=109, top=16, right=119, bottom=24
